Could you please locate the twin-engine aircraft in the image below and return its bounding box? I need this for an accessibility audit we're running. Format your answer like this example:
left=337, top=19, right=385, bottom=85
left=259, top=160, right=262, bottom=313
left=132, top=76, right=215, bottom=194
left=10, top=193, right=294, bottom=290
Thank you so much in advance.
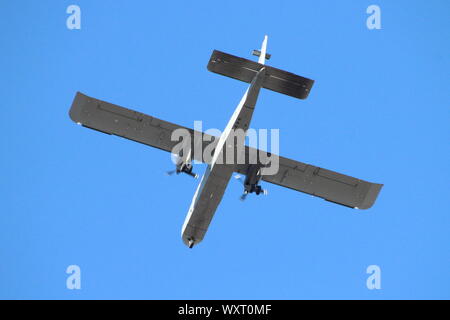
left=69, top=36, right=383, bottom=248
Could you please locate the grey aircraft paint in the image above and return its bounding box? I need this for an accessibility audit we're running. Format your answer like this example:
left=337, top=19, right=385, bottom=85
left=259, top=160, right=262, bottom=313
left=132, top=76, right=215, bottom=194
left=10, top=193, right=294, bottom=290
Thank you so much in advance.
left=68, top=36, right=383, bottom=248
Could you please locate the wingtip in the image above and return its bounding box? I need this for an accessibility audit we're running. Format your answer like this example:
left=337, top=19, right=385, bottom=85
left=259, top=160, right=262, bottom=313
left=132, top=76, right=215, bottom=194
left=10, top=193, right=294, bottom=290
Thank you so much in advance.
left=358, top=183, right=384, bottom=210
left=69, top=91, right=90, bottom=124
left=69, top=92, right=82, bottom=123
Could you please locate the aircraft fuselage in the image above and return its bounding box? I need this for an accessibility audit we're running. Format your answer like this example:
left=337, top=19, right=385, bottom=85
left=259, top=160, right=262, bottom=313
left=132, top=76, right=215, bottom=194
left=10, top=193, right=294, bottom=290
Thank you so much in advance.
left=181, top=68, right=267, bottom=248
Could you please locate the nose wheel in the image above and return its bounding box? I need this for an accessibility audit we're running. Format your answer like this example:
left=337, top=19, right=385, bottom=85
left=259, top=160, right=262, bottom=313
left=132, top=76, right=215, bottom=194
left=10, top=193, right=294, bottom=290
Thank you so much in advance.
left=188, top=239, right=195, bottom=249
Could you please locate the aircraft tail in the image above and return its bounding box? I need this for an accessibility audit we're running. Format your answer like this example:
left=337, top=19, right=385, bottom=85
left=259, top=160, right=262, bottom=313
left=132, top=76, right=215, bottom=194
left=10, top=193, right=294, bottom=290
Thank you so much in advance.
left=255, top=35, right=269, bottom=65
left=207, top=36, right=314, bottom=100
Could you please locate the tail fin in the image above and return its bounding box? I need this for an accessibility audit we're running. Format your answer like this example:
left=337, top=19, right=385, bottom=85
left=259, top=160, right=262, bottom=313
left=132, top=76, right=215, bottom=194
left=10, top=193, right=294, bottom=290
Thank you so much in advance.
left=207, top=36, right=314, bottom=100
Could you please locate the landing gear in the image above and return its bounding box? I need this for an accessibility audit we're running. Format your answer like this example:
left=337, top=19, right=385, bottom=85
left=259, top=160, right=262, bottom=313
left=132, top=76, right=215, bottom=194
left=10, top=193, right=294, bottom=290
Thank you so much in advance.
left=167, top=157, right=198, bottom=179
left=246, top=184, right=267, bottom=195
left=236, top=165, right=268, bottom=201
left=177, top=163, right=199, bottom=179
left=240, top=184, right=267, bottom=201
left=188, top=239, right=195, bottom=249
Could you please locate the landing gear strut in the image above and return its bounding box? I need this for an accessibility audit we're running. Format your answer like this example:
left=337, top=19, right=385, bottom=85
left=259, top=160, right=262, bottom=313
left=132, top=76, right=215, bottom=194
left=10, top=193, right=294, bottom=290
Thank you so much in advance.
left=177, top=163, right=198, bottom=179
left=237, top=165, right=268, bottom=201
left=167, top=156, right=198, bottom=178
left=241, top=184, right=267, bottom=201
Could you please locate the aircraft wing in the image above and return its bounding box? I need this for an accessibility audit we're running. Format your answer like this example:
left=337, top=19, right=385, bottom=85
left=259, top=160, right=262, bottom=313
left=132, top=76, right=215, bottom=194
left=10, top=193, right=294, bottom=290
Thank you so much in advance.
left=70, top=92, right=382, bottom=209
left=69, top=92, right=217, bottom=163
left=235, top=148, right=383, bottom=210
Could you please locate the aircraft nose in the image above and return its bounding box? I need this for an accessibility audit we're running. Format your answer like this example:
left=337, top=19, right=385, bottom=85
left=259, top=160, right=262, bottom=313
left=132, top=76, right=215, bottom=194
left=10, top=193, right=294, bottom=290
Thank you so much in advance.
left=182, top=234, right=196, bottom=248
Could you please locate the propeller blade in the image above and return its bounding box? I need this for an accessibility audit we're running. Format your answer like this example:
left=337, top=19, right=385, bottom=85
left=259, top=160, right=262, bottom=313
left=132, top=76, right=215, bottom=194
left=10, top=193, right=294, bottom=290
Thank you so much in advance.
left=166, top=170, right=176, bottom=176
left=170, top=153, right=180, bottom=164
left=240, top=190, right=249, bottom=201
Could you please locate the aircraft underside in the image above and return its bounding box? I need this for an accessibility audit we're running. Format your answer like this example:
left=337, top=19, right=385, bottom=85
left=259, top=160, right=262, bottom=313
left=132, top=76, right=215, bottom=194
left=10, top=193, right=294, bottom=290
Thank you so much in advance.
left=68, top=36, right=383, bottom=249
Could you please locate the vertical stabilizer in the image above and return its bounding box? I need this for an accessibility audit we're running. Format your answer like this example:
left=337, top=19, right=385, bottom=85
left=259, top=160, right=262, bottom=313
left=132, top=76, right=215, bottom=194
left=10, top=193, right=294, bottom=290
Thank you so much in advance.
left=258, top=35, right=268, bottom=65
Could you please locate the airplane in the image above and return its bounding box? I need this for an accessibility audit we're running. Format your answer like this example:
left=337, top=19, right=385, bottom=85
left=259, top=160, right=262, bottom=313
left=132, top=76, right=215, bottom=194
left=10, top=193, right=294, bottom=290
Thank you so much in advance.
left=69, top=36, right=383, bottom=248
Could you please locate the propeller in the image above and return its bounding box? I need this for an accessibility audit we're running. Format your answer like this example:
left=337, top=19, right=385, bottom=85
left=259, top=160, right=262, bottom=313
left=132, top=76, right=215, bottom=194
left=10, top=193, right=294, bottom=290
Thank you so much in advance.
left=167, top=154, right=181, bottom=175
left=166, top=169, right=177, bottom=176
left=234, top=175, right=248, bottom=201
left=166, top=168, right=199, bottom=178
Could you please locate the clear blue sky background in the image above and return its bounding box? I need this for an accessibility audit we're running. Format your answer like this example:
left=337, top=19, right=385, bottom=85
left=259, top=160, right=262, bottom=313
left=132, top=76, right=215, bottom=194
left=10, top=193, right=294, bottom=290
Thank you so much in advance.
left=1, top=0, right=449, bottom=299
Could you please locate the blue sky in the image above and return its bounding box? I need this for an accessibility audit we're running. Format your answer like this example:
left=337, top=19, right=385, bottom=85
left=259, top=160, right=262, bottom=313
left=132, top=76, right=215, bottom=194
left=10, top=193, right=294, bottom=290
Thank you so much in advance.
left=1, top=0, right=449, bottom=299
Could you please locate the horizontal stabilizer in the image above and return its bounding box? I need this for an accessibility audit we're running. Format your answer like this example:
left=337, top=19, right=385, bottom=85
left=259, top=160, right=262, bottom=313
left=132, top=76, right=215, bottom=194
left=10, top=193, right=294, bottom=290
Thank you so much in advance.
left=207, top=50, right=314, bottom=100
left=252, top=49, right=271, bottom=60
